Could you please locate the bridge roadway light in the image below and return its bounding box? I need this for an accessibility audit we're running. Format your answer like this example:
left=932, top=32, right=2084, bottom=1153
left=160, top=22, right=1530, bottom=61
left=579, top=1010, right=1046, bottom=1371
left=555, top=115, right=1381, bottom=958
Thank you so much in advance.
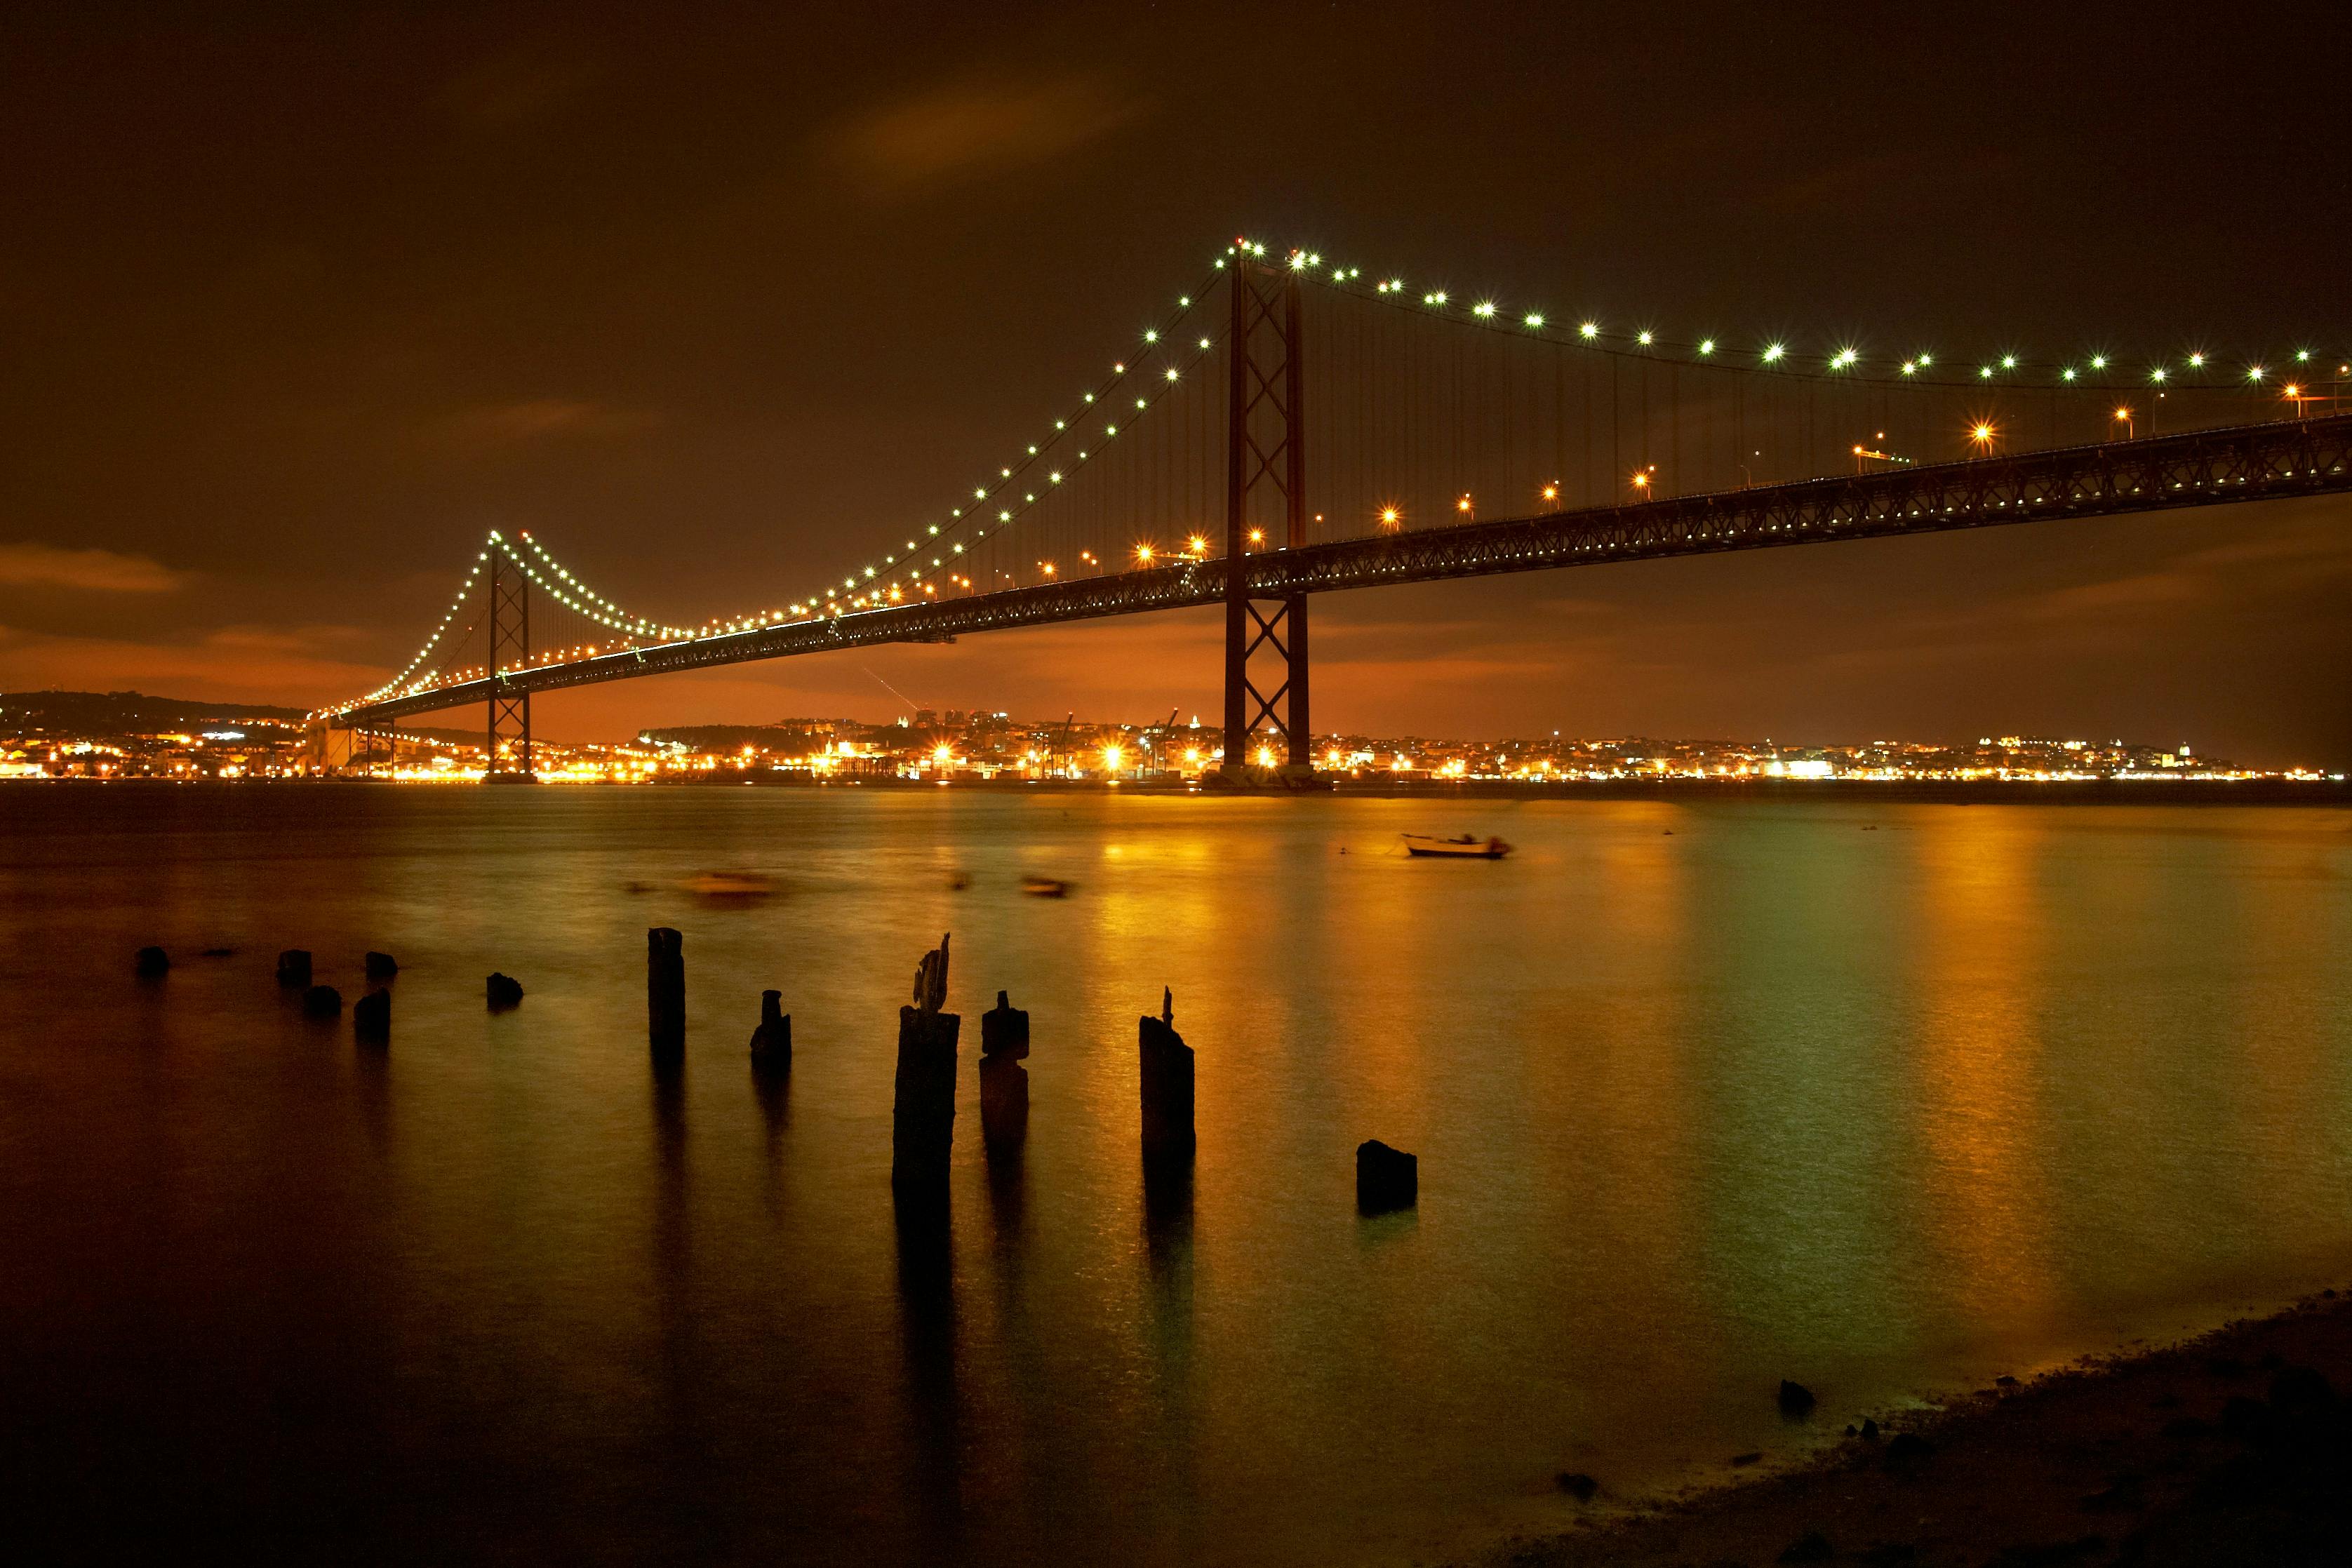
left=1379, top=506, right=1401, bottom=528
left=1248, top=528, right=1265, bottom=546
left=1970, top=422, right=1998, bottom=455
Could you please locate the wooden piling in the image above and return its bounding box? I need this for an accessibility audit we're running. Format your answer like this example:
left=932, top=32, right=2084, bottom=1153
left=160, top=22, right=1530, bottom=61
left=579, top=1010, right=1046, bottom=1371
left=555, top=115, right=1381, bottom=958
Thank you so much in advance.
left=979, top=990, right=1030, bottom=1148
left=648, top=927, right=684, bottom=1056
left=1356, top=1139, right=1417, bottom=1213
left=891, top=934, right=958, bottom=1189
left=1139, top=987, right=1194, bottom=1162
left=749, top=989, right=791, bottom=1066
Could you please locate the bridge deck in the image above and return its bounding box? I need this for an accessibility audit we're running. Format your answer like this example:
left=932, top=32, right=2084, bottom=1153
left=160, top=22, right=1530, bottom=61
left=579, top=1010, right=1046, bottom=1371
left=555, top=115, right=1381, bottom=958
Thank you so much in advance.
left=341, top=415, right=2352, bottom=727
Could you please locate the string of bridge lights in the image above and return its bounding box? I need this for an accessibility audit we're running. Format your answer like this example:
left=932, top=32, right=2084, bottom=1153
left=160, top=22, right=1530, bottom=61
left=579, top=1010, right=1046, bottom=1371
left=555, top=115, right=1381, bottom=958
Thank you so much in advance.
left=789, top=262, right=1229, bottom=619
left=327, top=544, right=497, bottom=714
left=1304, top=241, right=2343, bottom=393
left=509, top=530, right=695, bottom=642
left=337, top=236, right=2344, bottom=713
left=337, top=257, right=1234, bottom=709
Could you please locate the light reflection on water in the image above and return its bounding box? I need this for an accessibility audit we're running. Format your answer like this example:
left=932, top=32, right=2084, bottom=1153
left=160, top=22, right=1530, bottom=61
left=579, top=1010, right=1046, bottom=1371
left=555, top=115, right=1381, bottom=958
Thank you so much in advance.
left=1, top=786, right=2346, bottom=1564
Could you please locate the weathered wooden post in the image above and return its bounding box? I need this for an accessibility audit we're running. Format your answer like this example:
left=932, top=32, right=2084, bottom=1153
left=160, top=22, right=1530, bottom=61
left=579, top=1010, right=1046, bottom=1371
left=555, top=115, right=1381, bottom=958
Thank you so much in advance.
left=363, top=951, right=399, bottom=983
left=276, top=949, right=312, bottom=988
left=1356, top=1139, right=1417, bottom=1212
left=1139, top=987, right=1194, bottom=1162
left=979, top=989, right=1029, bottom=1148
left=892, top=934, right=958, bottom=1190
left=648, top=927, right=685, bottom=1057
left=749, top=989, right=791, bottom=1067
left=134, top=946, right=170, bottom=978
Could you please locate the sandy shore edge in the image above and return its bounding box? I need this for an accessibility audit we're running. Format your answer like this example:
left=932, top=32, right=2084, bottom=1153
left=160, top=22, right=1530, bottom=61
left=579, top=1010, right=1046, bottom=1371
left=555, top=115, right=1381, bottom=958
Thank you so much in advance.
left=1467, top=1285, right=2352, bottom=1567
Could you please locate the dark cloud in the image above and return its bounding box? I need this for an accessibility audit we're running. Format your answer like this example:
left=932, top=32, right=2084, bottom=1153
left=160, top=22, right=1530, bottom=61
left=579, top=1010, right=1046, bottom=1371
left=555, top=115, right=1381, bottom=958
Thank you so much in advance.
left=820, top=72, right=1151, bottom=196
left=0, top=544, right=185, bottom=594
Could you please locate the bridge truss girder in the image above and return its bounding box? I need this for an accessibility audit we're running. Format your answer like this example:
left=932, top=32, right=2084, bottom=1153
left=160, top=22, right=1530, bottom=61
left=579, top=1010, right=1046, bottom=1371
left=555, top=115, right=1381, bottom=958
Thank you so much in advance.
left=340, top=414, right=2352, bottom=730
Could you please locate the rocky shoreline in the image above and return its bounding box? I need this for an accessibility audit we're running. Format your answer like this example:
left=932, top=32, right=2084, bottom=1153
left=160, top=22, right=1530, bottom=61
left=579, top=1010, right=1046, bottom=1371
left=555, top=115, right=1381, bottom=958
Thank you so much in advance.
left=1479, top=1289, right=2352, bottom=1568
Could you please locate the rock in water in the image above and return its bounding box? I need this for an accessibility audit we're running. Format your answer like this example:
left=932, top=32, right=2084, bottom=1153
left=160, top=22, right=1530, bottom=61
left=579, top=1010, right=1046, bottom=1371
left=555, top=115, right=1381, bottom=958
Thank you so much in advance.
left=1356, top=1139, right=1419, bottom=1213
left=354, top=989, right=390, bottom=1045
left=1777, top=1530, right=1833, bottom=1563
left=134, top=946, right=170, bottom=978
left=1778, top=1379, right=1817, bottom=1418
left=363, top=951, right=399, bottom=982
left=276, top=949, right=312, bottom=988
left=980, top=990, right=1030, bottom=1059
left=1553, top=1472, right=1598, bottom=1501
left=302, top=984, right=342, bottom=1019
left=1139, top=988, right=1194, bottom=1162
left=749, top=989, right=791, bottom=1066
left=486, top=972, right=523, bottom=1010
left=1883, top=1432, right=1934, bottom=1466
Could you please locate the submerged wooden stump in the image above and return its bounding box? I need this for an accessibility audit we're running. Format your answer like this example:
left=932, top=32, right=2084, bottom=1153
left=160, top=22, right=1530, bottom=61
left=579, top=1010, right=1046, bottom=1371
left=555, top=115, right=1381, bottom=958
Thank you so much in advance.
left=1355, top=1139, right=1417, bottom=1213
left=354, top=989, right=390, bottom=1045
left=891, top=935, right=958, bottom=1190
left=276, top=949, right=312, bottom=988
left=749, top=989, right=791, bottom=1067
left=980, top=990, right=1029, bottom=1060
left=979, top=989, right=1029, bottom=1148
left=648, top=927, right=684, bottom=1057
left=1139, top=987, right=1194, bottom=1162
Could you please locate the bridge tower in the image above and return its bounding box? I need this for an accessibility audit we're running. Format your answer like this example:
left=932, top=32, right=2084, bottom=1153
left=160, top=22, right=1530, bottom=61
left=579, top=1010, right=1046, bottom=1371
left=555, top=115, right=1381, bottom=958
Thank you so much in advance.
left=1220, top=251, right=1317, bottom=786
left=485, top=546, right=535, bottom=783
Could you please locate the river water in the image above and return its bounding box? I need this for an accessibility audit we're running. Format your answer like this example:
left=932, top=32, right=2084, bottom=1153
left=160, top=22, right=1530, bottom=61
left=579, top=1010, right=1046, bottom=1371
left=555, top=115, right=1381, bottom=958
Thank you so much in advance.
left=2, top=785, right=2348, bottom=1564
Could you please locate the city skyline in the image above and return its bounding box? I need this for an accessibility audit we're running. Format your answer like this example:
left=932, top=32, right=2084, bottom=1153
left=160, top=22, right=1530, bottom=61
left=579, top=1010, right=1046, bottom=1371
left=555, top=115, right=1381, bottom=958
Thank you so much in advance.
left=8, top=684, right=2338, bottom=784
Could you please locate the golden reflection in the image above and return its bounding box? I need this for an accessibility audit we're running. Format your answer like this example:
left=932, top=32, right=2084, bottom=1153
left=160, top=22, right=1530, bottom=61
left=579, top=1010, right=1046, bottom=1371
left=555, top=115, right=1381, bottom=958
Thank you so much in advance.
left=1909, top=810, right=2054, bottom=1318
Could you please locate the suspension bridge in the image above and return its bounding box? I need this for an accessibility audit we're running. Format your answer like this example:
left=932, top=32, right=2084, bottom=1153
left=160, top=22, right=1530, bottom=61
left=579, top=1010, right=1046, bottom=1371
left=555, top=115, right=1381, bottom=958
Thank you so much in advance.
left=319, top=236, right=2352, bottom=782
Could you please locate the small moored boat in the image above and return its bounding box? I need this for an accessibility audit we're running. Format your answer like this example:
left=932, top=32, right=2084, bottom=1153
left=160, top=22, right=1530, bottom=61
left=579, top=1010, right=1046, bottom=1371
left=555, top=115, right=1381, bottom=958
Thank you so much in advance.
left=687, top=870, right=777, bottom=897
left=1401, top=833, right=1513, bottom=860
left=1020, top=876, right=1072, bottom=898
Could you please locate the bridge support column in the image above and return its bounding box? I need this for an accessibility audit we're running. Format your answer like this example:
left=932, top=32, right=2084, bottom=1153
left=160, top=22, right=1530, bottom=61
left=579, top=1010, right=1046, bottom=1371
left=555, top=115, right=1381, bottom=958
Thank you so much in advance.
left=1217, top=249, right=1323, bottom=789
left=485, top=542, right=535, bottom=784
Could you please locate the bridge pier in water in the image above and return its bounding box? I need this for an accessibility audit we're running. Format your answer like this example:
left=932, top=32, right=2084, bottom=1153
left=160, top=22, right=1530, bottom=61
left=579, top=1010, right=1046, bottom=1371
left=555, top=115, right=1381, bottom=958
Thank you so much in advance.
left=484, top=544, right=536, bottom=783
left=1217, top=250, right=1322, bottom=788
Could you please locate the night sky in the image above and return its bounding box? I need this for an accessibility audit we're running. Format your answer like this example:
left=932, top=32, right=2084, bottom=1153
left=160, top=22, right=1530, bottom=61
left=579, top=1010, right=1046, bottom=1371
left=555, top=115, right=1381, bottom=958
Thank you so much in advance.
left=4, top=1, right=2347, bottom=765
